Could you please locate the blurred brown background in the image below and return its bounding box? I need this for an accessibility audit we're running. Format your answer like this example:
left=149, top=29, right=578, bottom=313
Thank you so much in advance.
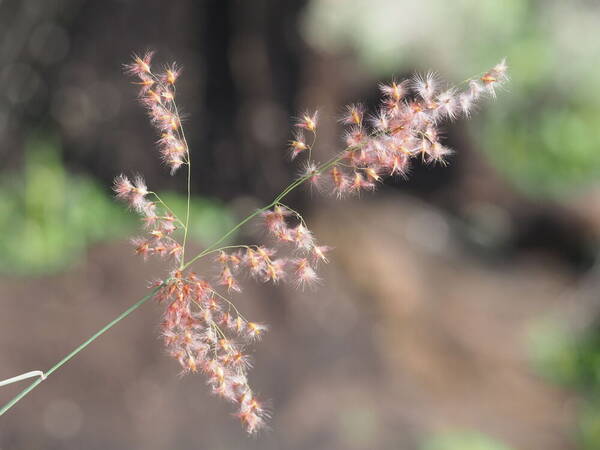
left=2, top=0, right=600, bottom=449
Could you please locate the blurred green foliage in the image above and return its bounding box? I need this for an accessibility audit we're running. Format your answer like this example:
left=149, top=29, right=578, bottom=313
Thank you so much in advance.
left=529, top=319, right=600, bottom=449
left=421, top=430, right=513, bottom=450
left=0, top=137, right=134, bottom=275
left=0, top=137, right=235, bottom=276
left=303, top=0, right=600, bottom=197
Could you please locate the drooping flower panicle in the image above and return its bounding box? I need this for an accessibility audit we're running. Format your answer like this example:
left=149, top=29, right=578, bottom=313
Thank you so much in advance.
left=113, top=52, right=507, bottom=434
left=156, top=271, right=269, bottom=433
left=125, top=51, right=189, bottom=175
left=283, top=59, right=508, bottom=198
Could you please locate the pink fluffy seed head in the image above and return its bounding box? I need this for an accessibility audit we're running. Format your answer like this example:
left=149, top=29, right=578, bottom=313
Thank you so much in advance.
left=411, top=71, right=439, bottom=101
left=295, top=110, right=319, bottom=132
left=379, top=79, right=409, bottom=101
left=124, top=51, right=155, bottom=78
left=340, top=103, right=365, bottom=126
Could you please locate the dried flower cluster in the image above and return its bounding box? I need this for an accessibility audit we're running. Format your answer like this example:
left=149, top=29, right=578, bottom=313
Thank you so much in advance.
left=155, top=271, right=269, bottom=432
left=113, top=174, right=182, bottom=261
left=114, top=51, right=507, bottom=433
left=125, top=51, right=185, bottom=174
left=288, top=60, right=508, bottom=197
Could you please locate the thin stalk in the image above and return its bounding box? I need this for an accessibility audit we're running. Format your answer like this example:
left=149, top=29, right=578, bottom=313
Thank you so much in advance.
left=149, top=192, right=186, bottom=228
left=192, top=245, right=257, bottom=261
left=276, top=202, right=307, bottom=228
left=176, top=97, right=192, bottom=268
left=181, top=205, right=273, bottom=270
left=180, top=160, right=191, bottom=268
left=307, top=130, right=316, bottom=162
left=0, top=287, right=161, bottom=417
left=183, top=152, right=347, bottom=270
left=209, top=288, right=249, bottom=322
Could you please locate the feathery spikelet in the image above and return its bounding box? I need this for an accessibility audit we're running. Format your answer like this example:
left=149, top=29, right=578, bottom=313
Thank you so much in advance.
left=124, top=52, right=188, bottom=175
left=411, top=71, right=438, bottom=102
left=379, top=79, right=409, bottom=102
left=340, top=103, right=365, bottom=126
left=289, top=131, right=308, bottom=160
left=291, top=258, right=319, bottom=289
left=295, top=110, right=319, bottom=132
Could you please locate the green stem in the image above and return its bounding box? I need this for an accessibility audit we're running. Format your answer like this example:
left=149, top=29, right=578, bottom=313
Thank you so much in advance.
left=0, top=287, right=160, bottom=417
left=182, top=205, right=273, bottom=270
left=172, top=96, right=192, bottom=270
left=182, top=152, right=346, bottom=271
left=149, top=192, right=185, bottom=228
left=180, top=160, right=191, bottom=268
